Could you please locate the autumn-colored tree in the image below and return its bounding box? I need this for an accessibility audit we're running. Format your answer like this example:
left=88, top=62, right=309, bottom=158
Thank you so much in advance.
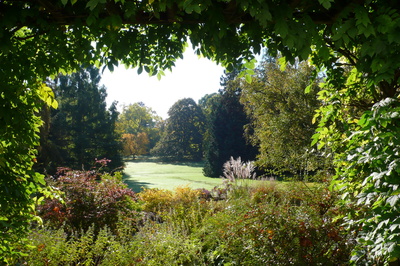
left=117, top=102, right=162, bottom=153
left=122, top=132, right=150, bottom=158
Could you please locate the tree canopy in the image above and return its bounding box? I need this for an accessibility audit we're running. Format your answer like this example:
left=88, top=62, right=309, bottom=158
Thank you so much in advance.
left=152, top=98, right=205, bottom=161
left=240, top=56, right=325, bottom=176
left=39, top=66, right=123, bottom=172
left=2, top=0, right=400, bottom=263
left=117, top=102, right=162, bottom=155
left=202, top=72, right=257, bottom=177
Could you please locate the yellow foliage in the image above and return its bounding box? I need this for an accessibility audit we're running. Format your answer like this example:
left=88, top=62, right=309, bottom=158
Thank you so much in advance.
left=138, top=188, right=173, bottom=213
left=138, top=186, right=201, bottom=214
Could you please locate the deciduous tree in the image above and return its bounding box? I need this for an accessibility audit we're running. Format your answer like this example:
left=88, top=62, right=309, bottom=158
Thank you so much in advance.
left=122, top=132, right=150, bottom=158
left=152, top=98, right=205, bottom=161
left=117, top=102, right=162, bottom=153
left=240, top=56, right=325, bottom=176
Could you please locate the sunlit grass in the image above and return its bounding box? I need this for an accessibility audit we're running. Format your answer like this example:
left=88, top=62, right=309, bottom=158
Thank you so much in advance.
left=122, top=157, right=316, bottom=193
left=122, top=159, right=224, bottom=192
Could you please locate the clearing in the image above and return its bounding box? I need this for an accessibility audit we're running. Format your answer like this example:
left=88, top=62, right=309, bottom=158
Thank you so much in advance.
left=122, top=158, right=223, bottom=192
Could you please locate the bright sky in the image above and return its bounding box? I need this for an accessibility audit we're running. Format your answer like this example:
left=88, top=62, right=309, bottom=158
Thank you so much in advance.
left=100, top=47, right=225, bottom=119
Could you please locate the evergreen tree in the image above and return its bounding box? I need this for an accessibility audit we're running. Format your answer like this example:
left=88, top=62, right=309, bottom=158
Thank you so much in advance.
left=37, top=66, right=123, bottom=173
left=202, top=72, right=257, bottom=177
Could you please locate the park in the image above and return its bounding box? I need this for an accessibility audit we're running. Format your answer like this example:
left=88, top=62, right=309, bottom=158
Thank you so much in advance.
left=1, top=0, right=400, bottom=264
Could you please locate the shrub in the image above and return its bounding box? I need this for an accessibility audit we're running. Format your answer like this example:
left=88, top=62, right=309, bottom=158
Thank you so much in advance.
left=28, top=171, right=354, bottom=265
left=132, top=222, right=206, bottom=265
left=197, top=181, right=354, bottom=264
left=37, top=167, right=139, bottom=234
left=23, top=221, right=140, bottom=265
left=138, top=188, right=173, bottom=214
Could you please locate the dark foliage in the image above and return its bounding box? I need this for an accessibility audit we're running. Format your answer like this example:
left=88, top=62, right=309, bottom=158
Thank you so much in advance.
left=202, top=71, right=257, bottom=177
left=35, top=66, right=123, bottom=173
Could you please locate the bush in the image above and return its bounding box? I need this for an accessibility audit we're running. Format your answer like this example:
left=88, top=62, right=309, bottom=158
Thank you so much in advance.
left=197, top=181, right=354, bottom=264
left=138, top=188, right=173, bottom=214
left=23, top=221, right=139, bottom=265
left=37, top=167, right=139, bottom=234
left=26, top=171, right=354, bottom=265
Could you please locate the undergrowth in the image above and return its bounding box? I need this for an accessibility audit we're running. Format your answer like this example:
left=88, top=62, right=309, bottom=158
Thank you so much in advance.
left=16, top=158, right=355, bottom=265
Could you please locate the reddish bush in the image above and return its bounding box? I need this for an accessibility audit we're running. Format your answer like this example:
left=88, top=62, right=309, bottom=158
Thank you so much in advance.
left=37, top=166, right=138, bottom=233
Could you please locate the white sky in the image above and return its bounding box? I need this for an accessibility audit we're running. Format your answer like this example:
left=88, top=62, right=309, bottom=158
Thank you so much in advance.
left=100, top=47, right=225, bottom=119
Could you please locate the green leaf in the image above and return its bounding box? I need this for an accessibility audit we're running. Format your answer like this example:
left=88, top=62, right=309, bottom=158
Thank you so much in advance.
left=305, top=84, right=312, bottom=94
left=86, top=15, right=96, bottom=26
left=355, top=7, right=371, bottom=27
left=275, top=19, right=288, bottom=38
left=278, top=57, right=287, bottom=71
left=107, top=62, right=114, bottom=72
left=61, top=0, right=68, bottom=5
left=311, top=133, right=320, bottom=146
left=246, top=69, right=255, bottom=75
left=387, top=195, right=400, bottom=207
left=86, top=0, right=99, bottom=10
left=245, top=74, right=252, bottom=84
left=157, top=70, right=165, bottom=80
left=193, top=5, right=202, bottom=14
left=137, top=66, right=143, bottom=75
left=389, top=223, right=400, bottom=232
left=318, top=0, right=333, bottom=9
left=244, top=59, right=256, bottom=70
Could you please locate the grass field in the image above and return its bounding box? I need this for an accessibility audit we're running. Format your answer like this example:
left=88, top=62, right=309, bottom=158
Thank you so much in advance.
left=122, top=159, right=224, bottom=192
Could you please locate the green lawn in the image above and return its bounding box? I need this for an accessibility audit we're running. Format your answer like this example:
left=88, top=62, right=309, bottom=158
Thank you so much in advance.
left=122, top=159, right=223, bottom=192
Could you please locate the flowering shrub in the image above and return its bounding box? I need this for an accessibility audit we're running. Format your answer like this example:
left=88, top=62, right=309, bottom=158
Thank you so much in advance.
left=37, top=166, right=139, bottom=233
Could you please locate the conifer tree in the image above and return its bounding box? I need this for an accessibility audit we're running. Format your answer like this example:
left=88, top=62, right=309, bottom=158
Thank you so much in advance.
left=202, top=72, right=257, bottom=177
left=37, top=66, right=123, bottom=173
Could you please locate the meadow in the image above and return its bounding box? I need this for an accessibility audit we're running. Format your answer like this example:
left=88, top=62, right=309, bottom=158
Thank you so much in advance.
left=122, top=158, right=224, bottom=192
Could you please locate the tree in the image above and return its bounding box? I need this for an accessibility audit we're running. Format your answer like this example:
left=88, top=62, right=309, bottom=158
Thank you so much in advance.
left=202, top=72, right=257, bottom=177
left=152, top=98, right=205, bottom=161
left=240, top=56, right=325, bottom=176
left=117, top=102, right=162, bottom=154
left=121, top=132, right=150, bottom=158
left=2, top=0, right=400, bottom=263
left=38, top=66, right=123, bottom=172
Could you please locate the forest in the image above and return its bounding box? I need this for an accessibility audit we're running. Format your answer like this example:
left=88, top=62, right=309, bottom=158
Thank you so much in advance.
left=2, top=0, right=400, bottom=264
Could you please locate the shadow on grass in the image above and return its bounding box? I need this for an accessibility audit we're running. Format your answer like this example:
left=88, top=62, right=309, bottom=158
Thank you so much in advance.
left=123, top=177, right=152, bottom=193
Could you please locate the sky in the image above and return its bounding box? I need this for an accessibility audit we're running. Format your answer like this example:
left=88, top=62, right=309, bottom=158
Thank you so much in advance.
left=100, top=47, right=225, bottom=119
